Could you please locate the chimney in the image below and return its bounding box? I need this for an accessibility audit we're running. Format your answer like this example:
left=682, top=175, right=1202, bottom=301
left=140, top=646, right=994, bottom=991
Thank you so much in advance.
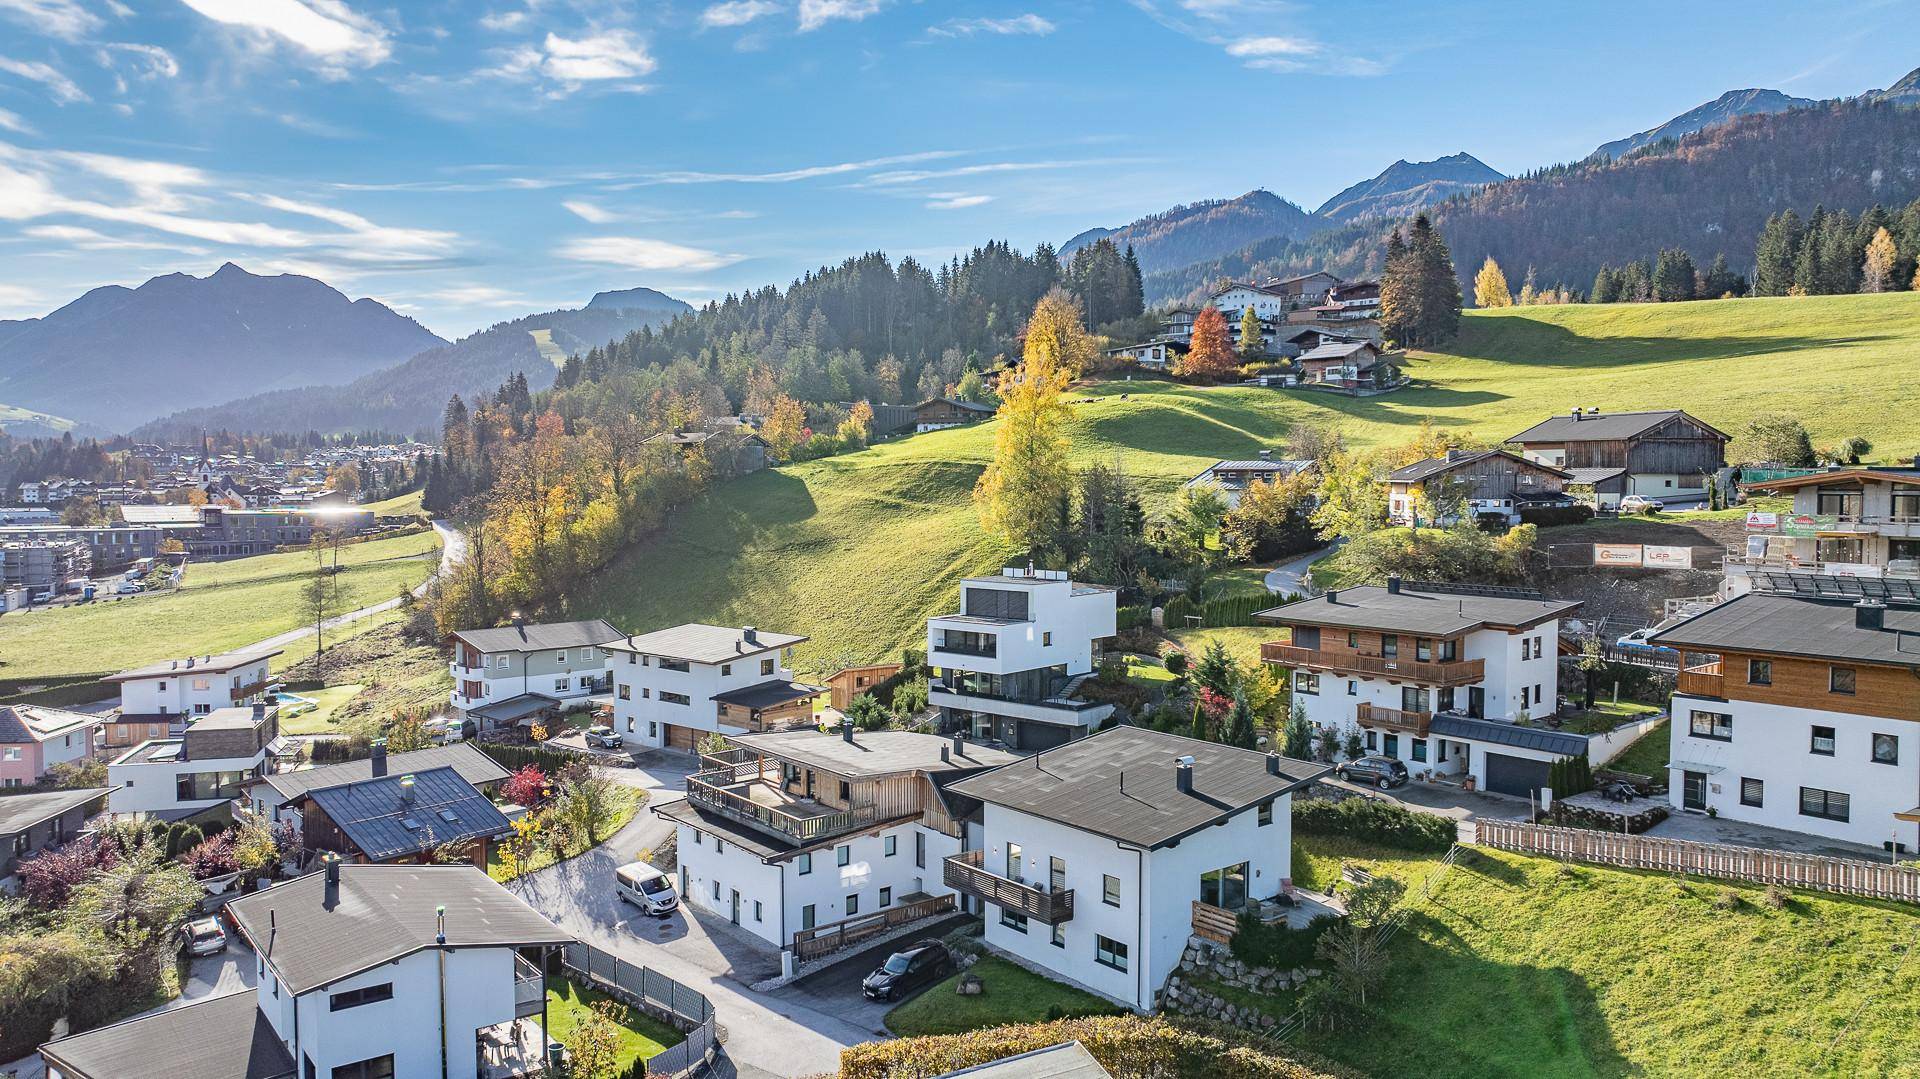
left=400, top=774, right=416, bottom=803
left=940, top=745, right=951, bottom=764
left=1856, top=599, right=1886, bottom=631
left=435, top=904, right=447, bottom=947
left=186, top=656, right=195, bottom=668
left=1326, top=589, right=1340, bottom=603
left=253, top=702, right=266, bottom=719
left=1258, top=449, right=1272, bottom=461
left=742, top=626, right=758, bottom=645
left=323, top=856, right=340, bottom=909
left=1175, top=754, right=1195, bottom=794
left=841, top=719, right=855, bottom=744
left=371, top=738, right=388, bottom=778
left=952, top=732, right=966, bottom=759
left=1386, top=575, right=1402, bottom=595
left=1570, top=408, right=1582, bottom=421
left=1266, top=751, right=1282, bottom=776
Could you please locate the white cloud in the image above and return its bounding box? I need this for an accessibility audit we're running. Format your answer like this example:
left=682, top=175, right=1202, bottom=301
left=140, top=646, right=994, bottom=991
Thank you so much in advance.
left=562, top=199, right=617, bottom=223
left=56, top=150, right=209, bottom=210
left=1128, top=0, right=1382, bottom=76
left=479, top=9, right=527, bottom=31
left=637, top=149, right=966, bottom=185
left=0, top=0, right=101, bottom=41
left=0, top=106, right=32, bottom=134
left=926, top=193, right=992, bottom=210
left=556, top=236, right=743, bottom=272
left=0, top=282, right=46, bottom=318
left=798, top=0, right=884, bottom=32
left=421, top=284, right=526, bottom=307
left=176, top=0, right=392, bottom=74
left=1225, top=36, right=1316, bottom=57
left=97, top=42, right=182, bottom=80
left=0, top=56, right=89, bottom=103
left=701, top=0, right=780, bottom=28
left=23, top=223, right=209, bottom=253
left=929, top=14, right=1054, bottom=38
left=486, top=30, right=656, bottom=94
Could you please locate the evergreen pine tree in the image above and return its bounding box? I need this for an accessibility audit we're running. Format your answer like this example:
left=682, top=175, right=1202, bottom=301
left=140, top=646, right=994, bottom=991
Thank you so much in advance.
left=1591, top=265, right=1620, bottom=303
left=1651, top=249, right=1696, bottom=302
left=1753, top=210, right=1803, bottom=296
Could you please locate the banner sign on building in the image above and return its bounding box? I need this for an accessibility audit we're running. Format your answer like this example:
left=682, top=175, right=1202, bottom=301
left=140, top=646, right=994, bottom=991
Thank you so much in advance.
left=1745, top=511, right=1778, bottom=531
left=1778, top=514, right=1839, bottom=538
left=1643, top=545, right=1694, bottom=569
left=1593, top=544, right=1643, bottom=567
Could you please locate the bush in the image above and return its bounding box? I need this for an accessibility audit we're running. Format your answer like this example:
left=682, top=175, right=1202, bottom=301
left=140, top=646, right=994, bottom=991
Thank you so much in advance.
left=840, top=1014, right=1352, bottom=1079
left=1292, top=796, right=1455, bottom=853
left=1517, top=504, right=1594, bottom=528
left=1231, top=913, right=1338, bottom=970
left=1547, top=754, right=1595, bottom=797
left=1163, top=652, right=1190, bottom=676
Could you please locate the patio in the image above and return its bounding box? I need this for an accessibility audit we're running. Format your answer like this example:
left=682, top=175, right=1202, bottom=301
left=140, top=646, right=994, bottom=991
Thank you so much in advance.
left=477, top=1017, right=552, bottom=1079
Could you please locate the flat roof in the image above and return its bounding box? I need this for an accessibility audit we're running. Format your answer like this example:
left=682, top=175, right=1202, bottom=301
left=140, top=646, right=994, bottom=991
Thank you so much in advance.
left=0, top=786, right=109, bottom=836
left=449, top=619, right=623, bottom=655
left=256, top=743, right=510, bottom=808
left=710, top=679, right=826, bottom=709
left=729, top=728, right=1023, bottom=779
left=947, top=726, right=1325, bottom=850
left=38, top=990, right=295, bottom=1079
left=1258, top=584, right=1580, bottom=636
left=190, top=706, right=275, bottom=732
left=654, top=797, right=793, bottom=861
left=469, top=692, right=561, bottom=723
left=605, top=623, right=806, bottom=664
left=228, top=864, right=570, bottom=995
left=1648, top=592, right=1920, bottom=669
left=106, top=647, right=282, bottom=682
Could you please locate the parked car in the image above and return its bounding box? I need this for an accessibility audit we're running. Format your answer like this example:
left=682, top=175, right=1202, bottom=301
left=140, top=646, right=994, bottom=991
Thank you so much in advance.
left=1619, top=494, right=1665, bottom=513
left=584, top=725, right=624, bottom=750
left=426, top=717, right=477, bottom=744
left=30, top=591, right=52, bottom=605
left=115, top=580, right=144, bottom=594
left=1615, top=627, right=1677, bottom=653
left=615, top=861, right=679, bottom=917
left=182, top=916, right=228, bottom=957
left=1334, top=755, right=1409, bottom=790
left=861, top=940, right=954, bottom=1002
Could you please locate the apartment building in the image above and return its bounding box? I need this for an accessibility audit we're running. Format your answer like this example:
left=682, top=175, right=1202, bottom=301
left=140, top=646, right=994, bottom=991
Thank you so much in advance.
left=103, top=647, right=281, bottom=749
left=944, top=727, right=1325, bottom=1011
left=0, top=539, right=90, bottom=593
left=1725, top=465, right=1920, bottom=592
left=447, top=619, right=621, bottom=718
left=1258, top=579, right=1587, bottom=798
left=659, top=726, right=1021, bottom=950
left=604, top=623, right=818, bottom=753
left=1651, top=589, right=1920, bottom=852
left=40, top=863, right=571, bottom=1079
left=0, top=704, right=100, bottom=787
left=107, top=703, right=281, bottom=818
left=927, top=568, right=1118, bottom=751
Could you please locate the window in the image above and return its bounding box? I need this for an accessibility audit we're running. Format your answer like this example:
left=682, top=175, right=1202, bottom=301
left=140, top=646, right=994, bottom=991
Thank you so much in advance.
left=1364, top=730, right=1377, bottom=751
left=761, top=658, right=776, bottom=676
left=880, top=886, right=892, bottom=907
left=884, top=834, right=897, bottom=857
left=999, top=906, right=1028, bottom=933
left=1811, top=726, right=1836, bottom=756
left=1103, top=874, right=1121, bottom=906
left=617, top=684, right=631, bottom=701
left=1688, top=710, right=1733, bottom=742
left=1873, top=733, right=1900, bottom=766
left=720, top=663, right=732, bottom=676
left=1095, top=935, right=1129, bottom=972
left=1293, top=672, right=1319, bottom=696
left=846, top=893, right=859, bottom=916
left=1830, top=667, right=1857, bottom=695
left=643, top=689, right=651, bottom=699
left=713, top=880, right=721, bottom=900
left=836, top=845, right=851, bottom=867
left=1043, top=631, right=1053, bottom=646
left=554, top=678, right=569, bottom=693
left=693, top=831, right=702, bottom=846
left=801, top=904, right=816, bottom=931
left=1381, top=635, right=1399, bottom=659
left=1384, top=733, right=1399, bottom=758
left=1438, top=639, right=1458, bottom=662
left=661, top=692, right=690, bottom=707
left=1800, top=787, right=1851, bottom=822
left=328, top=983, right=393, bottom=1011
left=754, top=901, right=763, bottom=921
left=1740, top=777, right=1764, bottom=808
left=1347, top=680, right=1357, bottom=697
left=331, top=1056, right=395, bottom=1079
left=716, top=839, right=725, bottom=854
left=1051, top=921, right=1066, bottom=948
left=1347, top=631, right=1358, bottom=648
left=838, top=781, right=851, bottom=801
left=660, top=658, right=691, bottom=673
left=1416, top=638, right=1433, bottom=662
left=554, top=650, right=568, bottom=663
left=797, top=852, right=812, bottom=875
left=1747, top=659, right=1772, bottom=686
left=1412, top=738, right=1428, bottom=763
left=915, top=830, right=926, bottom=868
left=1258, top=801, right=1273, bottom=826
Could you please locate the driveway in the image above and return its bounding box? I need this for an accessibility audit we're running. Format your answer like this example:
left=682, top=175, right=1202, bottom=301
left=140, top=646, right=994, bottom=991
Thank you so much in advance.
left=1264, top=542, right=1338, bottom=597
left=1642, top=809, right=1894, bottom=860
left=765, top=913, right=973, bottom=1038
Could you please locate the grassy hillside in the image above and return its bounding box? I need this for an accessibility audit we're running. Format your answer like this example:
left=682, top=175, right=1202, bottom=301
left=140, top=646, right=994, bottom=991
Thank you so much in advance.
left=568, top=294, right=1920, bottom=671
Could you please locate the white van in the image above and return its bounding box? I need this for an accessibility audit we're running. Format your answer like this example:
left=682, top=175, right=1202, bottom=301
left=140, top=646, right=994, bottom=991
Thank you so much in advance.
left=615, top=861, right=679, bottom=917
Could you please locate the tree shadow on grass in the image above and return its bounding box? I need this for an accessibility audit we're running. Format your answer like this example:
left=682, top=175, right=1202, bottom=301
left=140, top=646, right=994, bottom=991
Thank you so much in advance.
left=1430, top=318, right=1899, bottom=369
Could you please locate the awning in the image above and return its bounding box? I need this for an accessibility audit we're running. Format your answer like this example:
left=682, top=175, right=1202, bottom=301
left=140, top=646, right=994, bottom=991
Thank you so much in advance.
left=266, top=736, right=300, bottom=757
left=470, top=693, right=561, bottom=724
left=1896, top=805, right=1920, bottom=823
left=1665, top=760, right=1725, bottom=774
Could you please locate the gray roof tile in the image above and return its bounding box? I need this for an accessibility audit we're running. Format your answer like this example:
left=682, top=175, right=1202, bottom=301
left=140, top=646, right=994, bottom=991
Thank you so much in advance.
left=303, top=766, right=512, bottom=861
left=39, top=991, right=295, bottom=1079
left=605, top=623, right=806, bottom=664
left=450, top=619, right=623, bottom=655
left=256, top=743, right=510, bottom=809
left=1649, top=592, right=1920, bottom=669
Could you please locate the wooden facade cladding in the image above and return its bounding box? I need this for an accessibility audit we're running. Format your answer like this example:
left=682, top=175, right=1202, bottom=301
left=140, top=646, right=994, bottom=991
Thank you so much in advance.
left=1676, top=649, right=1920, bottom=723
left=716, top=697, right=814, bottom=733
left=1262, top=625, right=1484, bottom=688
left=1393, top=455, right=1566, bottom=502
left=1517, top=414, right=1727, bottom=475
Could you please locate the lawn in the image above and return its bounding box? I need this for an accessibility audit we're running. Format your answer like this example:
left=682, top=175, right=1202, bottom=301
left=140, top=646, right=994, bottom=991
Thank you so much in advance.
left=884, top=956, right=1116, bottom=1037
left=363, top=488, right=426, bottom=516
left=0, top=528, right=442, bottom=688
left=276, top=683, right=368, bottom=735
left=1557, top=699, right=1661, bottom=735
left=1605, top=719, right=1671, bottom=778
left=1166, top=626, right=1276, bottom=667
left=1277, top=835, right=1920, bottom=1077
left=543, top=977, right=683, bottom=1069
left=490, top=785, right=646, bottom=882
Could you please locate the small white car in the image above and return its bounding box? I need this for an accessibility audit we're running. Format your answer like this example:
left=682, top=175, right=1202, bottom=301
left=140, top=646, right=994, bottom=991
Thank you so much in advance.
left=183, top=916, right=228, bottom=957
left=1619, top=494, right=1665, bottom=513
left=615, top=861, right=679, bottom=917
left=1615, top=627, right=1677, bottom=653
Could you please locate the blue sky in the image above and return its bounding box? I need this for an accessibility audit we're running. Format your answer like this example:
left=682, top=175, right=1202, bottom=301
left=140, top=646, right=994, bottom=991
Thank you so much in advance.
left=0, top=0, right=1914, bottom=337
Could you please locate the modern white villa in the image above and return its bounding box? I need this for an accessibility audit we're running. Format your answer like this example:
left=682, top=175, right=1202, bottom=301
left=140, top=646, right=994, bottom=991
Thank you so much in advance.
left=604, top=623, right=819, bottom=753
left=944, top=727, right=1326, bottom=1012
left=1258, top=579, right=1588, bottom=798
left=39, top=863, right=572, bottom=1079
left=927, top=567, right=1118, bottom=751
left=447, top=619, right=621, bottom=720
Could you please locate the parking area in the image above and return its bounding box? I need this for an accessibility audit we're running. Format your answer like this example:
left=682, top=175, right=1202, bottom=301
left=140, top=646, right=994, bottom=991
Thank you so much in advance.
left=766, top=913, right=974, bottom=1037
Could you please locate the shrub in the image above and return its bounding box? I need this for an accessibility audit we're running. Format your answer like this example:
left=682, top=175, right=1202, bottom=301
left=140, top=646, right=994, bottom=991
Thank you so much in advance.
left=1163, top=652, right=1190, bottom=676
left=1232, top=913, right=1338, bottom=970
left=480, top=743, right=585, bottom=775
left=839, top=1014, right=1352, bottom=1079
left=1763, top=884, right=1789, bottom=910
left=502, top=764, right=548, bottom=808
left=1712, top=889, right=1741, bottom=911
left=1547, top=754, right=1595, bottom=797
left=1517, top=504, right=1594, bottom=528
left=1292, top=796, right=1455, bottom=853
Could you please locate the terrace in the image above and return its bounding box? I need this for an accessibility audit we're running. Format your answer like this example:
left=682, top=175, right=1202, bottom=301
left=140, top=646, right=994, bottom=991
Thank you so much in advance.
left=943, top=848, right=1075, bottom=925
left=1261, top=642, right=1486, bottom=687
left=684, top=759, right=883, bottom=844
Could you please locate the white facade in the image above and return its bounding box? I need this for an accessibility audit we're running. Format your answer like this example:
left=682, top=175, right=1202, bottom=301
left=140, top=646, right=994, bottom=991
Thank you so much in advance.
left=1666, top=693, right=1918, bottom=851
left=116, top=655, right=273, bottom=718
left=449, top=644, right=609, bottom=713
left=976, top=797, right=1293, bottom=1012
left=1726, top=471, right=1920, bottom=590
left=107, top=740, right=266, bottom=815
left=607, top=638, right=798, bottom=750
left=1289, top=620, right=1562, bottom=732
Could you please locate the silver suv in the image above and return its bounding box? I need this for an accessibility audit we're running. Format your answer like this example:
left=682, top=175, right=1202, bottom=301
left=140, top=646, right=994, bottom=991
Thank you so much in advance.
left=1335, top=755, right=1410, bottom=790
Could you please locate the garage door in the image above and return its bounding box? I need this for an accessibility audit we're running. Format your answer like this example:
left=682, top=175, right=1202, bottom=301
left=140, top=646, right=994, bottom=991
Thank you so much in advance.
left=1484, top=752, right=1550, bottom=798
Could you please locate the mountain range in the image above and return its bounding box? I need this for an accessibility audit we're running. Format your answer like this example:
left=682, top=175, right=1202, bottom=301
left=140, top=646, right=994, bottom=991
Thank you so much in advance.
left=1592, top=88, right=1817, bottom=160
left=1313, top=152, right=1507, bottom=225
left=0, top=263, right=444, bottom=433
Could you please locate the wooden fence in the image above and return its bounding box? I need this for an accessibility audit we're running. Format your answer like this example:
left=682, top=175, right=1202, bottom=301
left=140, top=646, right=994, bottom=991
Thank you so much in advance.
left=1190, top=901, right=1237, bottom=945
left=1476, top=820, right=1920, bottom=903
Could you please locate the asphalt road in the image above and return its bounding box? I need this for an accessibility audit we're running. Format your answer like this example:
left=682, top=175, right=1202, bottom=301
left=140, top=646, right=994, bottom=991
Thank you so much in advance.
left=765, top=913, right=974, bottom=1037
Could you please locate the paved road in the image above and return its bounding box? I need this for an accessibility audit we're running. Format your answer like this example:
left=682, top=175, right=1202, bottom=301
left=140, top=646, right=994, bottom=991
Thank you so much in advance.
left=247, top=519, right=463, bottom=655
left=765, top=913, right=973, bottom=1037
left=1264, top=541, right=1338, bottom=597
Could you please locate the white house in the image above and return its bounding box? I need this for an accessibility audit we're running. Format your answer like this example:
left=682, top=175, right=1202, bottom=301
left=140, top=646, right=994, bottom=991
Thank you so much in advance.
left=40, top=863, right=572, bottom=1079
left=943, top=727, right=1326, bottom=1011
left=658, top=726, right=1021, bottom=951
left=604, top=623, right=818, bottom=753
left=927, top=567, right=1118, bottom=751
left=105, top=647, right=280, bottom=728
left=1651, top=589, right=1920, bottom=853
left=1725, top=466, right=1920, bottom=592
left=447, top=619, right=621, bottom=717
left=1182, top=452, right=1313, bottom=509
left=1258, top=579, right=1588, bottom=798
left=107, top=704, right=280, bottom=818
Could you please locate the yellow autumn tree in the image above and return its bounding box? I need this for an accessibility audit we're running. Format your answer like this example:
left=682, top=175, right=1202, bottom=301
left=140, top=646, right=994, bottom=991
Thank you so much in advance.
left=1020, top=289, right=1097, bottom=382
left=973, top=295, right=1084, bottom=556
left=761, top=394, right=808, bottom=459
left=1862, top=226, right=1898, bottom=293
left=1473, top=256, right=1512, bottom=308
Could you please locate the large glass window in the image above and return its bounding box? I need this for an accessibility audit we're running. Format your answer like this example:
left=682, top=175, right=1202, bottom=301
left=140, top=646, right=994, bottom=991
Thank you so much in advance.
left=1800, top=787, right=1851, bottom=822
left=175, top=769, right=251, bottom=802
left=1815, top=485, right=1864, bottom=517
left=1688, top=710, right=1733, bottom=742
left=332, top=1056, right=395, bottom=1079
left=1893, top=485, right=1920, bottom=522
left=1199, top=862, right=1250, bottom=911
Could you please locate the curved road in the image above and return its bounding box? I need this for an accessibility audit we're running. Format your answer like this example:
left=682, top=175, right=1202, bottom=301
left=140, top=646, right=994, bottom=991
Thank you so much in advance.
left=245, top=520, right=464, bottom=654
left=1263, top=540, right=1337, bottom=597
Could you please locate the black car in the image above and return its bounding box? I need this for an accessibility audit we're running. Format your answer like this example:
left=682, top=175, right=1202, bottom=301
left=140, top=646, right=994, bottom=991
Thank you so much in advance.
left=1335, top=754, right=1410, bottom=790
left=861, top=940, right=954, bottom=1001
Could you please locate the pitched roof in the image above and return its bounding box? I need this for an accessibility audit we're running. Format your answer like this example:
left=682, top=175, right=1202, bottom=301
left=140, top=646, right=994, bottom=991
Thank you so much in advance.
left=470, top=692, right=562, bottom=724
left=947, top=726, right=1325, bottom=849
left=105, top=647, right=282, bottom=682
left=1298, top=341, right=1379, bottom=363
left=1746, top=466, right=1920, bottom=492
left=0, top=704, right=98, bottom=744
left=1387, top=449, right=1571, bottom=483
left=448, top=619, right=623, bottom=655
left=1648, top=592, right=1920, bottom=669
left=1258, top=584, right=1580, bottom=635
left=1427, top=715, right=1588, bottom=756
left=1564, top=466, right=1628, bottom=486
left=302, top=766, right=513, bottom=861
left=728, top=728, right=1022, bottom=779
left=912, top=397, right=997, bottom=414
left=1506, top=409, right=1728, bottom=444
left=228, top=864, right=570, bottom=994
left=710, top=678, right=827, bottom=710
left=38, top=990, right=296, bottom=1079
left=938, top=1041, right=1112, bottom=1079
left=0, top=785, right=109, bottom=836
left=606, top=623, right=806, bottom=664
left=255, top=743, right=510, bottom=809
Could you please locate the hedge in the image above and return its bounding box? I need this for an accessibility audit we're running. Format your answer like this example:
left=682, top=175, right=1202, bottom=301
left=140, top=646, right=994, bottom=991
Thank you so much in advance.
left=840, top=1015, right=1355, bottom=1079
left=1518, top=504, right=1595, bottom=528
left=479, top=743, right=589, bottom=774
left=1117, top=605, right=1150, bottom=631
left=1230, top=912, right=1338, bottom=971
left=1292, top=795, right=1455, bottom=853
left=1161, top=593, right=1280, bottom=630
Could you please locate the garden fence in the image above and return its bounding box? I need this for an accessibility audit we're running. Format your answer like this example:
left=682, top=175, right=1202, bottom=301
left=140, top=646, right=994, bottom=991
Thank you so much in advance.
left=558, top=941, right=718, bottom=1079
left=1475, top=820, right=1920, bottom=903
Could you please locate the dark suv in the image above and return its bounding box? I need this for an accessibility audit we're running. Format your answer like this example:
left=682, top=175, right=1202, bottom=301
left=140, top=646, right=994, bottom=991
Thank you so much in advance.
left=1335, top=755, right=1410, bottom=790
left=861, top=940, right=954, bottom=1001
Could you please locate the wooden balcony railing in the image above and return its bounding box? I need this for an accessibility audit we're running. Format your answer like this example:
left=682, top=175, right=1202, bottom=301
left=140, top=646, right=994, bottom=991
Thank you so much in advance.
left=1676, top=661, right=1725, bottom=698
left=943, top=849, right=1075, bottom=925
left=1260, top=643, right=1485, bottom=687
left=1355, top=701, right=1432, bottom=736
left=1191, top=901, right=1237, bottom=945
left=685, top=765, right=883, bottom=844
left=792, top=894, right=956, bottom=960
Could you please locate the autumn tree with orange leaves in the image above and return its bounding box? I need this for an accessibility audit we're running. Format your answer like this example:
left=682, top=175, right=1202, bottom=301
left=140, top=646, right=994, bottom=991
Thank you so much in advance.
left=1176, top=305, right=1238, bottom=381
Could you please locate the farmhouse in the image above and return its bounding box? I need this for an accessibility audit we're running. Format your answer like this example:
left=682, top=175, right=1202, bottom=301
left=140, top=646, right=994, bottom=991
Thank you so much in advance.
left=1507, top=408, right=1728, bottom=508
left=1296, top=341, right=1398, bottom=390
left=605, top=622, right=820, bottom=753
left=1386, top=449, right=1573, bottom=526
left=911, top=397, right=997, bottom=432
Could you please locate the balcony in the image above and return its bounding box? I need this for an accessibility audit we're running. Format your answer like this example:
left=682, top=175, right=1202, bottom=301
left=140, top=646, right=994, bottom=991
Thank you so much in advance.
left=685, top=761, right=884, bottom=844
left=1677, top=661, right=1725, bottom=698
left=943, top=849, right=1075, bottom=925
left=1355, top=701, right=1432, bottom=736
left=513, top=952, right=544, bottom=1019
left=1261, top=643, right=1485, bottom=687
left=933, top=635, right=997, bottom=659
